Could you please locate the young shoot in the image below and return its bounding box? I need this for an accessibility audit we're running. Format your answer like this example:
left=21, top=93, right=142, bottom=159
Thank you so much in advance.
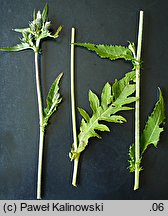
left=0, top=4, right=63, bottom=199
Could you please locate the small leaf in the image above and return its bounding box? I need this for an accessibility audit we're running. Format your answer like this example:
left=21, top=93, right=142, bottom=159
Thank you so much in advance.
left=78, top=107, right=90, bottom=123
left=42, top=3, right=48, bottom=22
left=140, top=88, right=165, bottom=155
left=46, top=72, right=63, bottom=105
left=0, top=43, right=31, bottom=52
left=89, top=90, right=100, bottom=113
left=43, top=72, right=63, bottom=126
left=75, top=43, right=134, bottom=61
left=53, top=26, right=62, bottom=38
left=128, top=144, right=135, bottom=172
left=13, top=28, right=30, bottom=33
left=128, top=143, right=142, bottom=172
left=33, top=9, right=36, bottom=20
left=128, top=42, right=136, bottom=57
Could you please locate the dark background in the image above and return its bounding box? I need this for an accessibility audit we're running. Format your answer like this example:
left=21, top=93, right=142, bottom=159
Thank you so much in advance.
left=0, top=0, right=168, bottom=200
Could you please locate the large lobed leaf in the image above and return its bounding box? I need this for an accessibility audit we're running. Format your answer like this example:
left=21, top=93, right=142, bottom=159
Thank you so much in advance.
left=128, top=88, right=165, bottom=172
left=69, top=71, right=137, bottom=160
left=75, top=43, right=134, bottom=61
left=43, top=72, right=63, bottom=128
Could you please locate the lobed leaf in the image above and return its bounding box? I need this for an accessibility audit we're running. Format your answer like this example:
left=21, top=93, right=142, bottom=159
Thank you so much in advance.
left=70, top=71, right=137, bottom=160
left=75, top=43, right=134, bottom=61
left=112, top=71, right=137, bottom=108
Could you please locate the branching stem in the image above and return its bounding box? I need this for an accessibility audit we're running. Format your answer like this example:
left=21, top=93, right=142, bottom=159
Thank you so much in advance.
left=71, top=27, right=79, bottom=187
left=134, top=10, right=144, bottom=190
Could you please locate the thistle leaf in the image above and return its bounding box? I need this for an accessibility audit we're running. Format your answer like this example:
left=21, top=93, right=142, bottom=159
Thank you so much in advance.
left=75, top=43, right=134, bottom=61
left=128, top=88, right=165, bottom=172
left=43, top=72, right=63, bottom=127
left=0, top=43, right=31, bottom=52
left=70, top=71, right=137, bottom=160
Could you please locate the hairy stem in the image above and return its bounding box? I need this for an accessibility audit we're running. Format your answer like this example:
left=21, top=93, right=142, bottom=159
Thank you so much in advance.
left=71, top=27, right=79, bottom=187
left=134, top=10, right=144, bottom=190
left=35, top=51, right=45, bottom=199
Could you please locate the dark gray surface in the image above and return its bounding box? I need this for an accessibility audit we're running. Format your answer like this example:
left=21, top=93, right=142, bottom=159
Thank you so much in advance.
left=0, top=0, right=168, bottom=199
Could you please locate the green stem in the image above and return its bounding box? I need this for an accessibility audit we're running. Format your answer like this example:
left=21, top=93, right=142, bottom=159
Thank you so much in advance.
left=72, top=154, right=80, bottom=187
left=71, top=27, right=79, bottom=187
left=134, top=10, right=144, bottom=190
left=35, top=51, right=45, bottom=199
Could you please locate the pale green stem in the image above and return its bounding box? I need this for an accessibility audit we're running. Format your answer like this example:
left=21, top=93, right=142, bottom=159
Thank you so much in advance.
left=134, top=10, right=144, bottom=190
left=71, top=27, right=79, bottom=187
left=72, top=154, right=80, bottom=187
left=35, top=49, right=45, bottom=199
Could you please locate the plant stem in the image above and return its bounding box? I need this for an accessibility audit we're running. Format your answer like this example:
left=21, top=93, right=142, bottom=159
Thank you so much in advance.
left=134, top=10, right=144, bottom=190
left=72, top=154, right=80, bottom=187
left=35, top=51, right=45, bottom=199
left=71, top=27, right=79, bottom=187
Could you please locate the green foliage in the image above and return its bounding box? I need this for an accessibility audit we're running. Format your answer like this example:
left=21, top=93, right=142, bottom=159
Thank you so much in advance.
left=75, top=43, right=134, bottom=61
left=0, top=44, right=30, bottom=52
left=0, top=4, right=62, bottom=53
left=128, top=89, right=165, bottom=172
left=43, top=73, right=63, bottom=128
left=69, top=71, right=137, bottom=160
